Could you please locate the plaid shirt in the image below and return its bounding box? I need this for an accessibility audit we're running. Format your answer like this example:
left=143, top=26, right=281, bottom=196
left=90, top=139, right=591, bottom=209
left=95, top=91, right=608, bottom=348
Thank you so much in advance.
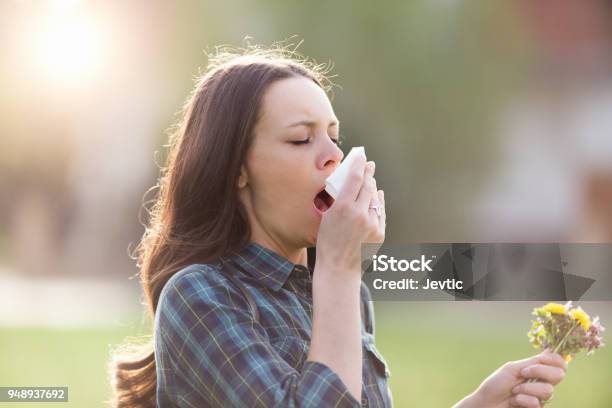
left=154, top=241, right=393, bottom=407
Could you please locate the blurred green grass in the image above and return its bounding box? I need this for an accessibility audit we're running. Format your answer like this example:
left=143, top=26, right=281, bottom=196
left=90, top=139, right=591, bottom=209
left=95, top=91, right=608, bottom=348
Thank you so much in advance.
left=0, top=325, right=140, bottom=408
left=0, top=303, right=610, bottom=407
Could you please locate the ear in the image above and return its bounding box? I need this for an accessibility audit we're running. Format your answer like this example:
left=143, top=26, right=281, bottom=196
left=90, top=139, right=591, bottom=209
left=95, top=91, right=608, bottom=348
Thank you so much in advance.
left=237, top=164, right=248, bottom=189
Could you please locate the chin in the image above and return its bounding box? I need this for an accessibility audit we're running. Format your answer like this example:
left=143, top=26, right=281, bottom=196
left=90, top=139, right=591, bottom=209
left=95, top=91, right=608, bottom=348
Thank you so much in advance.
left=307, top=235, right=317, bottom=248
left=305, top=227, right=319, bottom=248
left=298, top=210, right=322, bottom=247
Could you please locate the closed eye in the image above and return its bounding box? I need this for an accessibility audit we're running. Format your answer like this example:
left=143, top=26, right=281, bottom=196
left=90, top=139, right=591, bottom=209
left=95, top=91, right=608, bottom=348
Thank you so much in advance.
left=290, top=137, right=342, bottom=146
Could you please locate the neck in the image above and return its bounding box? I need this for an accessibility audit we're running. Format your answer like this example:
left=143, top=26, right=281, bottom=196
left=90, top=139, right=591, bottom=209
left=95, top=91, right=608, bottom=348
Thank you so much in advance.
left=240, top=190, right=308, bottom=266
left=250, top=233, right=308, bottom=266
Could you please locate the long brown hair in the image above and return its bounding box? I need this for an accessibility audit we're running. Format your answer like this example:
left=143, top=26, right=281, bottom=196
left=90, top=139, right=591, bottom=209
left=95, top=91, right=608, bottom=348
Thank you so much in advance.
left=109, top=42, right=334, bottom=407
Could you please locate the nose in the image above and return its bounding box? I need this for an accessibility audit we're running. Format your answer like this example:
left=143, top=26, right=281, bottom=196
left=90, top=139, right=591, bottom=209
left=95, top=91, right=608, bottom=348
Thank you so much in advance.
left=317, top=137, right=344, bottom=171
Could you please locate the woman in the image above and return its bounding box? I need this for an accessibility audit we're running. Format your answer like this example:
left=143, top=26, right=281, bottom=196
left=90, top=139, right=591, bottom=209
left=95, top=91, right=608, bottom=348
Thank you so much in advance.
left=111, top=44, right=567, bottom=408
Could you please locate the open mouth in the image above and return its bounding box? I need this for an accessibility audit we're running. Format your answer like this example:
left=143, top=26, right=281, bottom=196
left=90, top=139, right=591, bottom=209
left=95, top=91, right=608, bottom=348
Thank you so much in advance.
left=314, top=187, right=335, bottom=213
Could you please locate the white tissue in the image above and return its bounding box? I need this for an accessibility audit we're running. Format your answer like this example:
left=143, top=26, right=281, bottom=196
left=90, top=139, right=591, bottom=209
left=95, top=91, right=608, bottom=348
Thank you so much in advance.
left=325, top=146, right=367, bottom=199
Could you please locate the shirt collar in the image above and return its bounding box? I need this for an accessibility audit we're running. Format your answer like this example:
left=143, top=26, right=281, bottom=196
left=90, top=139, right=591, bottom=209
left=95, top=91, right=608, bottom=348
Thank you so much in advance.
left=228, top=241, right=312, bottom=291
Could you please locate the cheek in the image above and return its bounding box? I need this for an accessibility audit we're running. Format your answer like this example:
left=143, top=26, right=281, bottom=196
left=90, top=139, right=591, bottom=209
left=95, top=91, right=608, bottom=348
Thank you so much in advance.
left=247, top=143, right=315, bottom=217
left=251, top=157, right=305, bottom=205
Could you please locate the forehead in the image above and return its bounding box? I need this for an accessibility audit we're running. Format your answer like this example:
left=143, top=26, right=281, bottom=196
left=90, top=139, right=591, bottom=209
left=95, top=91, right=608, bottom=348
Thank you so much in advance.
left=257, top=76, right=337, bottom=129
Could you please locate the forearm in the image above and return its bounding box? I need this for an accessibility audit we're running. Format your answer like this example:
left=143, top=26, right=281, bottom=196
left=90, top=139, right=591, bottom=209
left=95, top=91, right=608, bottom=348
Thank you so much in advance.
left=307, top=265, right=363, bottom=401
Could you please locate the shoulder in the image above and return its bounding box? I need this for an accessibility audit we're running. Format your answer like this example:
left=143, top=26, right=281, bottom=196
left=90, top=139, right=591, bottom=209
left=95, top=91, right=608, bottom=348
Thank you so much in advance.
left=155, top=262, right=257, bottom=339
left=161, top=263, right=220, bottom=297
left=157, top=262, right=238, bottom=316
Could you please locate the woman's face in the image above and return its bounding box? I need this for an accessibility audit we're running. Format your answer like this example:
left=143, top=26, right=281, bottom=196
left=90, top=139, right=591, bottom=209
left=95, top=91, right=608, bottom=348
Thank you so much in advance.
left=238, top=75, right=344, bottom=252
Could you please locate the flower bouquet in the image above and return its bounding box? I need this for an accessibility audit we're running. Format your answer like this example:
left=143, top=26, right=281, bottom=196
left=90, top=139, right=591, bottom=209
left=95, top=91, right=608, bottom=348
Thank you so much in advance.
left=528, top=302, right=605, bottom=363
left=526, top=302, right=605, bottom=404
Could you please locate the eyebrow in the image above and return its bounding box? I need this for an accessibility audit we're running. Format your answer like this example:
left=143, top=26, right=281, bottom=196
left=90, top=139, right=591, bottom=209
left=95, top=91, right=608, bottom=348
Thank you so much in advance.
left=286, top=119, right=340, bottom=128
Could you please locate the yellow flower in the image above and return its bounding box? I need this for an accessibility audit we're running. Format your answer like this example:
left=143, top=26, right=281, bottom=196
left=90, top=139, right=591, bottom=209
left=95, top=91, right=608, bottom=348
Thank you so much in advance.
left=563, top=354, right=573, bottom=363
left=570, top=307, right=591, bottom=331
left=543, top=303, right=567, bottom=315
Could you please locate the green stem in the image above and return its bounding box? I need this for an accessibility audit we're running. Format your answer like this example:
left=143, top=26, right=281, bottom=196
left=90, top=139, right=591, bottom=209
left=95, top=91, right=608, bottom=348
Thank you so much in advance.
left=552, top=320, right=579, bottom=355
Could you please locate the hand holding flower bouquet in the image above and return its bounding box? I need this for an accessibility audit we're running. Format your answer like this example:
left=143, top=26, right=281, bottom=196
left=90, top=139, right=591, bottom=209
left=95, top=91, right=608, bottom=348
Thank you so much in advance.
left=526, top=302, right=605, bottom=404
left=454, top=302, right=604, bottom=408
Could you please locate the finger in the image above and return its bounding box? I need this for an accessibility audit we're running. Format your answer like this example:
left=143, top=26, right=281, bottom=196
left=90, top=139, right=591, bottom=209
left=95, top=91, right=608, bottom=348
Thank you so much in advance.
left=520, top=364, right=565, bottom=385
left=377, top=190, right=387, bottom=221
left=337, top=154, right=367, bottom=202
left=512, top=382, right=554, bottom=401
left=367, top=171, right=380, bottom=208
left=510, top=393, right=542, bottom=408
left=378, top=190, right=386, bottom=231
left=509, top=349, right=567, bottom=375
left=538, top=349, right=568, bottom=371
left=356, top=162, right=376, bottom=210
left=368, top=193, right=381, bottom=222
left=366, top=174, right=381, bottom=221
